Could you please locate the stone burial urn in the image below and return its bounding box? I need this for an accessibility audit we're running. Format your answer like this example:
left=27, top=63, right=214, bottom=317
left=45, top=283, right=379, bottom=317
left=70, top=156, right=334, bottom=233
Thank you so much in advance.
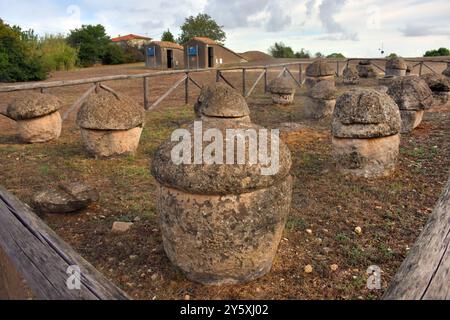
left=420, top=73, right=450, bottom=106
left=342, top=65, right=359, bottom=85
left=305, top=59, right=334, bottom=89
left=387, top=76, right=433, bottom=133
left=76, top=91, right=145, bottom=158
left=331, top=88, right=402, bottom=178
left=385, top=57, right=407, bottom=77
left=3, top=92, right=62, bottom=143
left=268, top=76, right=295, bottom=105
left=357, top=60, right=377, bottom=78
left=304, top=80, right=337, bottom=119
left=151, top=83, right=293, bottom=285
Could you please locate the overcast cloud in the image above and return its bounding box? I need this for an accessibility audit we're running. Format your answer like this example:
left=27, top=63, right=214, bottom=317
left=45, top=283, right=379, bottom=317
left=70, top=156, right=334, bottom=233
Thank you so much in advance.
left=0, top=0, right=449, bottom=57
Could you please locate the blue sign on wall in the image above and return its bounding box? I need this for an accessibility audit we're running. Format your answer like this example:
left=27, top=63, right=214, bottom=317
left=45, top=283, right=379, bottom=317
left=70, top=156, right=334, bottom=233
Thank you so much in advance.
left=147, top=47, right=155, bottom=57
left=188, top=46, right=197, bottom=56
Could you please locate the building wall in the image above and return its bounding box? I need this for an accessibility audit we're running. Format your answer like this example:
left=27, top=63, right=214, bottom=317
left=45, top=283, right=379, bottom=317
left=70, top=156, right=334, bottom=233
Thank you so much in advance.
left=184, top=39, right=246, bottom=69
left=145, top=45, right=184, bottom=69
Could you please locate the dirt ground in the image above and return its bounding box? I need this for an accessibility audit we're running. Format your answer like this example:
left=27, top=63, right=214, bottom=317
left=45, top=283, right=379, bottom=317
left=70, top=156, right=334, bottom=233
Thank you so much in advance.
left=0, top=61, right=449, bottom=300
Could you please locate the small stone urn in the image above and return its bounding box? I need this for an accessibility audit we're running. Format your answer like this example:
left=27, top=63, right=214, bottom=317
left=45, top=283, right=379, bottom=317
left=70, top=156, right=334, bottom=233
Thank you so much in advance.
left=357, top=60, right=377, bottom=78
left=4, top=92, right=62, bottom=143
left=378, top=75, right=396, bottom=87
left=268, top=77, right=295, bottom=105
left=151, top=83, right=293, bottom=285
left=304, top=81, right=337, bottom=119
left=387, top=76, right=434, bottom=133
left=385, top=58, right=407, bottom=76
left=332, top=88, right=401, bottom=178
left=305, top=59, right=334, bottom=89
left=76, top=91, right=145, bottom=157
left=342, top=66, right=359, bottom=85
left=420, top=73, right=450, bottom=106
left=442, top=62, right=450, bottom=78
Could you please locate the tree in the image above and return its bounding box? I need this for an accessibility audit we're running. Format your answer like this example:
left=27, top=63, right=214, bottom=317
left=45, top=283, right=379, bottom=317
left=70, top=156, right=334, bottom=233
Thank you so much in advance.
left=314, top=52, right=325, bottom=58
left=177, top=13, right=226, bottom=45
left=424, top=47, right=450, bottom=57
left=67, top=24, right=111, bottom=67
left=294, top=48, right=310, bottom=59
left=386, top=53, right=398, bottom=59
left=161, top=29, right=175, bottom=42
left=269, top=42, right=295, bottom=58
left=327, top=53, right=345, bottom=58
left=39, top=34, right=78, bottom=71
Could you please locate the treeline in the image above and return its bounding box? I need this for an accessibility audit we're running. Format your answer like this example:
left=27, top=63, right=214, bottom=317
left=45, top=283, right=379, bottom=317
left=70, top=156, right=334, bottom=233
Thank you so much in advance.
left=268, top=42, right=345, bottom=59
left=0, top=20, right=144, bottom=82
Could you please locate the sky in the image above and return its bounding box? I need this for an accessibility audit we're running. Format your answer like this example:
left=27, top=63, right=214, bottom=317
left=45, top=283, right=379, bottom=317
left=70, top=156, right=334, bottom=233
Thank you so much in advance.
left=0, top=0, right=449, bottom=58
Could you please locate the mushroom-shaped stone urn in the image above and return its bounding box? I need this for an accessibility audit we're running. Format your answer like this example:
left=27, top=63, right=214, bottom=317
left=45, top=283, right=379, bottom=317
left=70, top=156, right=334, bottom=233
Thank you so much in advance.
left=357, top=60, right=377, bottom=78
left=76, top=91, right=145, bottom=157
left=420, top=73, right=450, bottom=106
left=378, top=75, right=396, bottom=87
left=442, top=63, right=450, bottom=78
left=385, top=58, right=407, bottom=76
left=268, top=77, right=295, bottom=105
left=2, top=92, right=62, bottom=143
left=343, top=66, right=359, bottom=85
left=151, top=83, right=293, bottom=285
left=305, top=59, right=334, bottom=89
left=387, top=76, right=434, bottom=133
left=332, top=88, right=402, bottom=178
left=304, top=81, right=337, bottom=119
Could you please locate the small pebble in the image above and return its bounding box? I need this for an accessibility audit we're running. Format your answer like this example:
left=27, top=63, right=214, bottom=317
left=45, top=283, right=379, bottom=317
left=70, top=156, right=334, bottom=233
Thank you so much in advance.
left=304, top=265, right=313, bottom=273
left=354, top=226, right=362, bottom=235
left=306, top=229, right=313, bottom=235
left=330, top=264, right=339, bottom=271
left=184, top=294, right=191, bottom=300
left=151, top=273, right=158, bottom=281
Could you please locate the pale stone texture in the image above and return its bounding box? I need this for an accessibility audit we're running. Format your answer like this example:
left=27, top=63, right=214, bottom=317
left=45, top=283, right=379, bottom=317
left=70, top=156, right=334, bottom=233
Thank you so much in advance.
left=268, top=77, right=295, bottom=105
left=80, top=126, right=143, bottom=158
left=112, top=221, right=133, bottom=233
left=420, top=73, right=450, bottom=106
left=304, top=81, right=337, bottom=119
left=151, top=83, right=293, bottom=285
left=379, top=76, right=396, bottom=87
left=17, top=111, right=62, bottom=143
left=442, top=63, right=450, bottom=78
left=357, top=61, right=378, bottom=78
left=385, top=58, right=407, bottom=77
left=343, top=66, right=359, bottom=85
left=399, top=110, right=424, bottom=133
left=305, top=60, right=334, bottom=89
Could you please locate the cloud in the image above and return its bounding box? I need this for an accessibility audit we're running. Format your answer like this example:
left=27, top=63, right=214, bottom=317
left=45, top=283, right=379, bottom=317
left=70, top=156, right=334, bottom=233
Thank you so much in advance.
left=399, top=24, right=450, bottom=37
left=318, top=0, right=358, bottom=41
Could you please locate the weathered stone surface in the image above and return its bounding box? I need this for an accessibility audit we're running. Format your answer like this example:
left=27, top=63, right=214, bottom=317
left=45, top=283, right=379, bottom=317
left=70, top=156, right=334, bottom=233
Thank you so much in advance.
left=151, top=119, right=292, bottom=195
left=343, top=66, right=359, bottom=85
left=442, top=63, right=450, bottom=78
left=33, top=182, right=99, bottom=213
left=271, top=92, right=295, bottom=105
left=379, top=76, right=396, bottom=87
left=194, top=83, right=250, bottom=118
left=420, top=73, right=450, bottom=92
left=386, top=69, right=406, bottom=77
left=157, top=177, right=292, bottom=285
left=359, top=60, right=371, bottom=65
left=432, top=91, right=449, bottom=106
left=357, top=64, right=377, bottom=78
left=308, top=81, right=337, bottom=100
left=387, top=76, right=434, bottom=111
left=332, top=134, right=400, bottom=178
left=332, top=88, right=401, bottom=138
left=400, top=110, right=424, bottom=133
left=80, top=126, right=142, bottom=158
left=385, top=58, right=407, bottom=71
left=304, top=97, right=335, bottom=119
left=305, top=75, right=335, bottom=89
left=16, top=111, right=62, bottom=143
left=306, top=60, right=334, bottom=77
left=112, top=221, right=133, bottom=233
left=7, top=92, right=61, bottom=120
left=77, top=91, right=145, bottom=130
left=269, top=77, right=295, bottom=94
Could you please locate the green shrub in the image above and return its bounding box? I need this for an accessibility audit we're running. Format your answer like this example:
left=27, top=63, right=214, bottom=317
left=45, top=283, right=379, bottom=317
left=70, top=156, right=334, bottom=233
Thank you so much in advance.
left=424, top=47, right=450, bottom=57
left=40, top=35, right=78, bottom=71
left=102, top=44, right=127, bottom=65
left=123, top=45, right=144, bottom=63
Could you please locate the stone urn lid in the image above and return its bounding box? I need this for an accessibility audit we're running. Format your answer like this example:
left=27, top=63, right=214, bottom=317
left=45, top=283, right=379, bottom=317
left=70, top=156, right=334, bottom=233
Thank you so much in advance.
left=306, top=59, right=334, bottom=77
left=387, top=76, right=434, bottom=110
left=269, top=77, right=295, bottom=94
left=343, top=66, right=358, bottom=78
left=420, top=73, right=450, bottom=92
left=308, top=81, right=337, bottom=100
left=7, top=92, right=61, bottom=120
left=332, top=88, right=401, bottom=138
left=77, top=91, right=145, bottom=130
left=152, top=84, right=292, bottom=195
left=194, top=83, right=250, bottom=118
left=385, top=57, right=407, bottom=70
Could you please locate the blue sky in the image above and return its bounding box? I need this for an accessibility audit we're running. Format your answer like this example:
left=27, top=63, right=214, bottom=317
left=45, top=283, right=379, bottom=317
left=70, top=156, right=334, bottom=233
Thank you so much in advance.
left=1, top=0, right=449, bottom=57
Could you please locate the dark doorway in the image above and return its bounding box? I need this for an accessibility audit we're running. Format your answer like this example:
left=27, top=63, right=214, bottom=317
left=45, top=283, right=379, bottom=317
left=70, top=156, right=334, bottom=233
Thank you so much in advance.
left=208, top=47, right=214, bottom=68
left=167, top=49, right=173, bottom=69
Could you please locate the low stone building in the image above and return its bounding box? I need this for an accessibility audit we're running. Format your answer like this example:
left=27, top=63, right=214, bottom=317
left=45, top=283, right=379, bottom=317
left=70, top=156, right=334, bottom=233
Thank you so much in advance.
left=151, top=83, right=293, bottom=285
left=420, top=73, right=450, bottom=106
left=305, top=59, right=334, bottom=89
left=76, top=91, right=145, bottom=158
left=144, top=41, right=184, bottom=70
left=342, top=66, right=359, bottom=85
left=357, top=60, right=377, bottom=78
left=385, top=57, right=407, bottom=76
left=304, top=81, right=337, bottom=119
left=442, top=62, right=450, bottom=78
left=268, top=76, right=295, bottom=105
left=5, top=92, right=62, bottom=143
left=332, top=88, right=401, bottom=178
left=387, top=76, right=434, bottom=133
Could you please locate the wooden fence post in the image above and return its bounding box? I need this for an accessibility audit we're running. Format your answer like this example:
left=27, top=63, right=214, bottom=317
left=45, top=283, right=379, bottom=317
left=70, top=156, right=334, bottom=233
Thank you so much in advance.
left=299, top=64, right=303, bottom=85
left=419, top=62, right=423, bottom=76
left=185, top=73, right=189, bottom=105
left=242, top=69, right=246, bottom=96
left=216, top=70, right=220, bottom=82
left=143, top=77, right=149, bottom=110
left=264, top=68, right=268, bottom=93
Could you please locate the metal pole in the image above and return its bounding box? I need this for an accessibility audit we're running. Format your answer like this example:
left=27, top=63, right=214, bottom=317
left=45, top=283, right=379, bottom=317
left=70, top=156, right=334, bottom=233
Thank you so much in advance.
left=242, top=69, right=246, bottom=96
left=185, top=72, right=189, bottom=105
left=143, top=77, right=149, bottom=110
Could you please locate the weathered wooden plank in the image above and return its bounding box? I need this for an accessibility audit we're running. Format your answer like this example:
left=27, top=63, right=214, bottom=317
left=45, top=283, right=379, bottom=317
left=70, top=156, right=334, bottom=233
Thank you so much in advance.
left=383, top=177, right=450, bottom=300
left=148, top=75, right=187, bottom=111
left=284, top=68, right=301, bottom=88
left=0, top=186, right=129, bottom=300
left=245, top=70, right=266, bottom=98
left=188, top=76, right=202, bottom=90
left=218, top=72, right=236, bottom=90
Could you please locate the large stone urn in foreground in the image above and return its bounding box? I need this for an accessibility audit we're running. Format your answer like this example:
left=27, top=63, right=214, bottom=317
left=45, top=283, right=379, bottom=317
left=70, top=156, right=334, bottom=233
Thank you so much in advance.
left=387, top=76, right=434, bottom=133
left=5, top=92, right=62, bottom=143
left=76, top=91, right=145, bottom=157
left=268, top=77, right=295, bottom=105
left=151, top=83, right=293, bottom=285
left=332, top=88, right=402, bottom=178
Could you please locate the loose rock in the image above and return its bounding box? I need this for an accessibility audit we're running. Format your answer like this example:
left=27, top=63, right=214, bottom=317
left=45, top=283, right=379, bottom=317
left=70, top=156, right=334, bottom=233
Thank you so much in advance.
left=112, top=221, right=133, bottom=233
